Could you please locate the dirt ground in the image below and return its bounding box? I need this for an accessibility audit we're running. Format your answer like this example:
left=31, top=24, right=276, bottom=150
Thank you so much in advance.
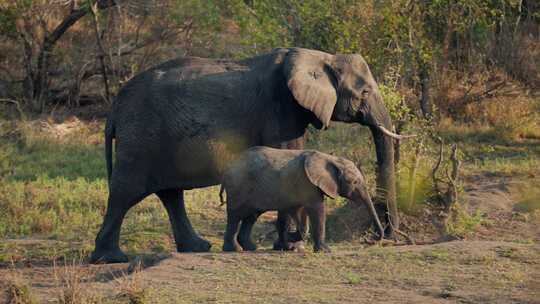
left=1, top=172, right=539, bottom=304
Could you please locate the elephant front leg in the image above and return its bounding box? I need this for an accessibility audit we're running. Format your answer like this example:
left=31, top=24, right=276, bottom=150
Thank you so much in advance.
left=275, top=136, right=309, bottom=251
left=157, top=189, right=211, bottom=252
left=306, top=202, right=330, bottom=253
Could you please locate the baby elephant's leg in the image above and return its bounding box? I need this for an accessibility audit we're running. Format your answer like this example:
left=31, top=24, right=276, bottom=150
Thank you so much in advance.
left=291, top=207, right=309, bottom=241
left=306, top=201, right=330, bottom=253
left=223, top=209, right=243, bottom=252
left=237, top=212, right=261, bottom=251
left=273, top=210, right=294, bottom=250
left=273, top=208, right=306, bottom=251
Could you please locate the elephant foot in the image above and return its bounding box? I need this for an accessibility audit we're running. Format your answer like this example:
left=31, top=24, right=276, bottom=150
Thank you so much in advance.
left=89, top=248, right=128, bottom=264
left=384, top=227, right=398, bottom=241
left=222, top=241, right=243, bottom=252
left=272, top=240, right=294, bottom=251
left=290, top=241, right=306, bottom=253
left=177, top=236, right=212, bottom=253
left=287, top=231, right=304, bottom=243
left=238, top=239, right=257, bottom=251
left=272, top=240, right=285, bottom=251
left=313, top=243, right=331, bottom=253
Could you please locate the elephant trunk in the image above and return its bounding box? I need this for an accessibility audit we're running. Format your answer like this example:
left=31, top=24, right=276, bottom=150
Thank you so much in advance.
left=359, top=196, right=385, bottom=240
left=367, top=94, right=399, bottom=237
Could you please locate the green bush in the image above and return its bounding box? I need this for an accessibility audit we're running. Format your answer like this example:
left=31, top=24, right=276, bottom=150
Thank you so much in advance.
left=445, top=207, right=485, bottom=238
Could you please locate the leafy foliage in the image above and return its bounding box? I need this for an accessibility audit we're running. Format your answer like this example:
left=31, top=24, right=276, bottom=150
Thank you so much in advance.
left=0, top=0, right=536, bottom=115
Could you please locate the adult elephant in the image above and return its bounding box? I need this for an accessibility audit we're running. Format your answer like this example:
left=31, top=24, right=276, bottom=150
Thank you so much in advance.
left=90, top=47, right=405, bottom=263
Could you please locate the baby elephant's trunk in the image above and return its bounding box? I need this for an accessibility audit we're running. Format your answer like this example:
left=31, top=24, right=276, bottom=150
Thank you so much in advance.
left=359, top=196, right=385, bottom=240
left=368, top=198, right=384, bottom=240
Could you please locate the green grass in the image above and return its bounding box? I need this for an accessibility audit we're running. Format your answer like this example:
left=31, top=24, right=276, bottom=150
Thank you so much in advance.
left=0, top=120, right=164, bottom=262
left=0, top=116, right=539, bottom=264
left=422, top=248, right=451, bottom=262
left=0, top=116, right=539, bottom=303
left=512, top=184, right=540, bottom=213
left=437, top=123, right=540, bottom=176
left=343, top=271, right=364, bottom=285
left=445, top=208, right=486, bottom=238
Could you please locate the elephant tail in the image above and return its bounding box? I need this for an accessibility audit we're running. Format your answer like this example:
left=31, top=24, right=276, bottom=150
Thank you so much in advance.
left=219, top=183, right=226, bottom=206
left=104, top=116, right=114, bottom=184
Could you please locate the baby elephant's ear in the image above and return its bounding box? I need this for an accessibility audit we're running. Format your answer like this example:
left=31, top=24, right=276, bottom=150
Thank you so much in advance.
left=304, top=152, right=340, bottom=199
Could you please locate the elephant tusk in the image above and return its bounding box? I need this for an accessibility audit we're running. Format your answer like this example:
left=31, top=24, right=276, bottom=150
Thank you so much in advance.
left=376, top=124, right=416, bottom=140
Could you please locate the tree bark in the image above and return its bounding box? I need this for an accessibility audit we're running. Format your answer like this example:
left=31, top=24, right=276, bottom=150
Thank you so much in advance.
left=441, top=4, right=454, bottom=74
left=30, top=0, right=117, bottom=112
left=419, top=66, right=432, bottom=119
left=90, top=1, right=112, bottom=104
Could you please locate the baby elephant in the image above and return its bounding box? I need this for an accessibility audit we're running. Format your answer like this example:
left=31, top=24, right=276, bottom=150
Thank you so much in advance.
left=219, top=146, right=384, bottom=252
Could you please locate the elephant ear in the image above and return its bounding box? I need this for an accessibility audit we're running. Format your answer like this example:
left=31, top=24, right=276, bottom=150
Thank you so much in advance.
left=284, top=48, right=338, bottom=128
left=304, top=152, right=340, bottom=199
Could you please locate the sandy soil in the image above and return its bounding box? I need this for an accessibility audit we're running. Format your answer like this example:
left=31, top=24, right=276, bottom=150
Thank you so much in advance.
left=1, top=173, right=539, bottom=304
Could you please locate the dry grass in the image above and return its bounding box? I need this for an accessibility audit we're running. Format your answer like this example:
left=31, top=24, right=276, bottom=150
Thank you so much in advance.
left=112, top=268, right=151, bottom=304
left=0, top=102, right=539, bottom=302
left=1, top=109, right=539, bottom=261
left=53, top=258, right=100, bottom=304
left=433, top=69, right=540, bottom=142
left=1, top=240, right=538, bottom=304
left=464, top=95, right=540, bottom=141
left=3, top=269, right=38, bottom=304
left=99, top=241, right=540, bottom=303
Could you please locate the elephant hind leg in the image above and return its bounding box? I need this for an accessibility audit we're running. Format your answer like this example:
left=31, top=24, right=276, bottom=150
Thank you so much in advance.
left=273, top=210, right=296, bottom=251
left=237, top=212, right=261, bottom=251
left=156, top=188, right=211, bottom=253
left=91, top=186, right=147, bottom=264
left=291, top=207, right=309, bottom=241
left=273, top=208, right=305, bottom=251
left=223, top=211, right=243, bottom=252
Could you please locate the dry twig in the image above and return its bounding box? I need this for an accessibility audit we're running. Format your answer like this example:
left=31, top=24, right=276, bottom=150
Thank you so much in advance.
left=0, top=98, right=25, bottom=119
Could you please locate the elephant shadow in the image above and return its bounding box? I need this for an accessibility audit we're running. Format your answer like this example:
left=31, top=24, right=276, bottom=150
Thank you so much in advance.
left=240, top=205, right=381, bottom=246
left=93, top=253, right=170, bottom=283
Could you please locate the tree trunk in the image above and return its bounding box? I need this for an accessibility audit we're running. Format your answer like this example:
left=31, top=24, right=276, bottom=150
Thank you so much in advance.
left=441, top=4, right=454, bottom=73
left=90, top=2, right=112, bottom=104
left=28, top=1, right=117, bottom=112
left=32, top=8, right=88, bottom=112
left=419, top=66, right=432, bottom=119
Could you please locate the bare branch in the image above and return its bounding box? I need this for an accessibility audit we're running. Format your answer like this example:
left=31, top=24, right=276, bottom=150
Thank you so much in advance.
left=431, top=137, right=444, bottom=197
left=444, top=144, right=460, bottom=210
left=30, top=0, right=118, bottom=111
left=460, top=80, right=507, bottom=106
left=89, top=0, right=111, bottom=103
left=0, top=98, right=25, bottom=119
left=387, top=217, right=415, bottom=245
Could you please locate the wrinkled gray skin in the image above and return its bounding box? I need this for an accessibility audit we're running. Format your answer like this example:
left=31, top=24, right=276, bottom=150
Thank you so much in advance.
left=90, top=47, right=397, bottom=263
left=220, top=147, right=385, bottom=252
